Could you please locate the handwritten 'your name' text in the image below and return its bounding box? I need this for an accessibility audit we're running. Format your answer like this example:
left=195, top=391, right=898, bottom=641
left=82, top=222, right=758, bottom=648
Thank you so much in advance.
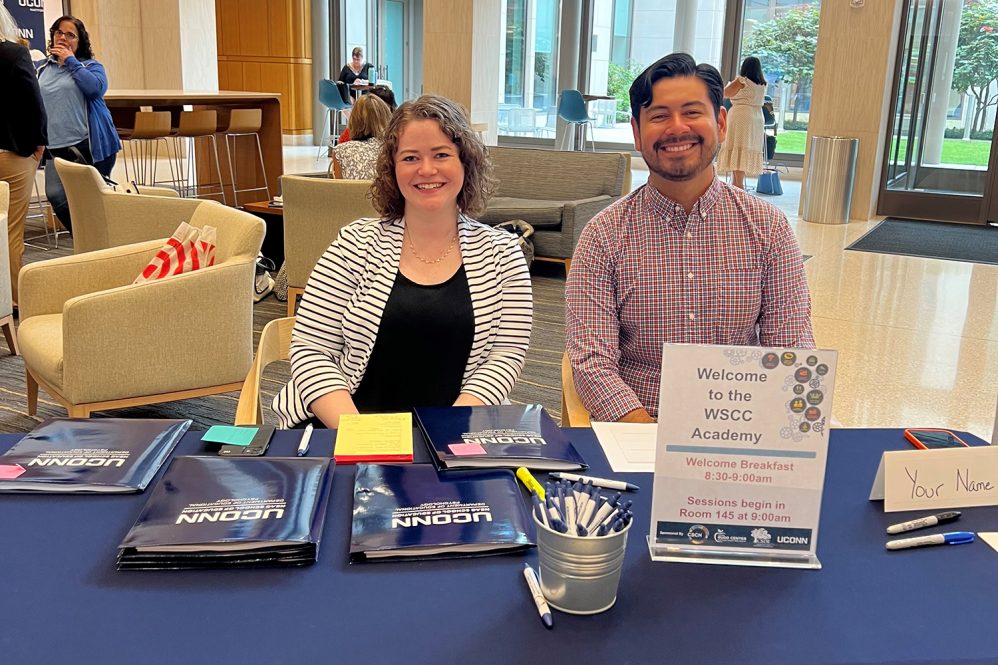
left=906, top=467, right=995, bottom=500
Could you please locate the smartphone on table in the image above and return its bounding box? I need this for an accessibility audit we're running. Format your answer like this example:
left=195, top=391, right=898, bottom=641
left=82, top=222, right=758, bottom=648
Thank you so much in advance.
left=904, top=428, right=969, bottom=450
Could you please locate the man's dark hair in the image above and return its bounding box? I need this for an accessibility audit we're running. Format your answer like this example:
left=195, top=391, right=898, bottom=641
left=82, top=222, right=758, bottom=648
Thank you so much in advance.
left=369, top=85, right=398, bottom=112
left=628, top=52, right=723, bottom=124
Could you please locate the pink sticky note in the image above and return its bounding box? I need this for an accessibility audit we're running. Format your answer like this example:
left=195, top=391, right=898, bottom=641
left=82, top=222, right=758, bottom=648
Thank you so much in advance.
left=0, top=464, right=26, bottom=480
left=449, top=442, right=487, bottom=456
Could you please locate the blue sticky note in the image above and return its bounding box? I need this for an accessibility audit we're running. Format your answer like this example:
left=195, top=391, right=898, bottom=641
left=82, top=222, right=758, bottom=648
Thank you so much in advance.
left=202, top=425, right=258, bottom=446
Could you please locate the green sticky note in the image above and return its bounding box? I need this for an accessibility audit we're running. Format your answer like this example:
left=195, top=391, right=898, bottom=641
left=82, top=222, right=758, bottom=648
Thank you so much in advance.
left=202, top=425, right=258, bottom=446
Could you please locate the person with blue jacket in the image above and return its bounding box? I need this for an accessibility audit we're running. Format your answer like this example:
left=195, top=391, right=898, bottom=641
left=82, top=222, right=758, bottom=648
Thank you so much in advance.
left=36, top=15, right=121, bottom=233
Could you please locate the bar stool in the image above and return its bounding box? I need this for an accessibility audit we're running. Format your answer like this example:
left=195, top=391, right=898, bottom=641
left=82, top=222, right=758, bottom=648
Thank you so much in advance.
left=223, top=108, right=270, bottom=207
left=172, top=110, right=226, bottom=204
left=121, top=111, right=177, bottom=187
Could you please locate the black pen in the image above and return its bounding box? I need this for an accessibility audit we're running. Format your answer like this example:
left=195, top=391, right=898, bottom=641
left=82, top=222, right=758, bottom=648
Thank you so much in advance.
left=886, top=511, right=961, bottom=535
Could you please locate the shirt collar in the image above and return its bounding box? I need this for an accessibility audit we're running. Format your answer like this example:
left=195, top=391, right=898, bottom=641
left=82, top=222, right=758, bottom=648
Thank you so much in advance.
left=644, top=176, right=723, bottom=227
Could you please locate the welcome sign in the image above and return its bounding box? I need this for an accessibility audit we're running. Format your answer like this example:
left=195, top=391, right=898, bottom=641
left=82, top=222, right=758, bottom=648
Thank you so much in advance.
left=649, top=344, right=838, bottom=569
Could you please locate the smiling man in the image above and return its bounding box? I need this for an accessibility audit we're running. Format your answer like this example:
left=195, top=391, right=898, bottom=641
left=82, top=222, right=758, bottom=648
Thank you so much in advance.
left=565, top=53, right=814, bottom=423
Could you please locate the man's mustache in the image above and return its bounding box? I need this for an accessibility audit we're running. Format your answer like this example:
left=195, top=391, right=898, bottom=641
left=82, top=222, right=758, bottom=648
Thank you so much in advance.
left=654, top=135, right=701, bottom=150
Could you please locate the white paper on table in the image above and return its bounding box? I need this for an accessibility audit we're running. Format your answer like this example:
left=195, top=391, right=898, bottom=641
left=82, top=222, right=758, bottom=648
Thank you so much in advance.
left=978, top=532, right=998, bottom=554
left=591, top=421, right=657, bottom=472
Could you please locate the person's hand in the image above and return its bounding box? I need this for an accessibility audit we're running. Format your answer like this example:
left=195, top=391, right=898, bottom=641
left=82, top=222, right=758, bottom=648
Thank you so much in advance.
left=47, top=44, right=73, bottom=64
left=32, top=146, right=45, bottom=162
left=619, top=407, right=656, bottom=424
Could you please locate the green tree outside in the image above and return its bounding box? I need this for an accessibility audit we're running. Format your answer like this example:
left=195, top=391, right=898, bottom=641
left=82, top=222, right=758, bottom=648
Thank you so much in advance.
left=952, top=0, right=998, bottom=133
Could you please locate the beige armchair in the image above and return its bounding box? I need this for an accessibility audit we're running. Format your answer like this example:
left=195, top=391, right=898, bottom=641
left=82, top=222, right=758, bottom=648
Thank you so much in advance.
left=54, top=158, right=206, bottom=255
left=0, top=182, right=16, bottom=355
left=18, top=202, right=264, bottom=417
left=282, top=175, right=376, bottom=315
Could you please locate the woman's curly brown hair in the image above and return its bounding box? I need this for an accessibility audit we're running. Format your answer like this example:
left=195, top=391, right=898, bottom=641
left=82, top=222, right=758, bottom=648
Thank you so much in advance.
left=370, top=95, right=496, bottom=219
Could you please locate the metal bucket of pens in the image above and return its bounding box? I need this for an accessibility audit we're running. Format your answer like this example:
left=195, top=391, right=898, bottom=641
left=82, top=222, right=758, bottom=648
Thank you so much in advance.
left=531, top=480, right=633, bottom=615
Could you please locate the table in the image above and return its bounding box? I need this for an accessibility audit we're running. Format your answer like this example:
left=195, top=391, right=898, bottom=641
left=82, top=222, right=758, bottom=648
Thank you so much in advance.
left=240, top=200, right=284, bottom=264
left=1, top=428, right=996, bottom=665
left=105, top=90, right=284, bottom=204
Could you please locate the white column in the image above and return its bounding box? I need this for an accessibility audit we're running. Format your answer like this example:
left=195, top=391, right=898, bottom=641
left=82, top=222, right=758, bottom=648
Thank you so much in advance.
left=923, top=0, right=963, bottom=165
left=555, top=0, right=583, bottom=150
left=673, top=0, right=698, bottom=56
left=312, top=0, right=331, bottom=146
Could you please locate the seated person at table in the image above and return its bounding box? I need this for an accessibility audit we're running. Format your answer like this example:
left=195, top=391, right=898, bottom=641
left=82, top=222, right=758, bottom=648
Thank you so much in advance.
left=273, top=95, right=534, bottom=429
left=565, top=53, right=813, bottom=424
left=337, top=46, right=373, bottom=101
left=338, top=85, right=397, bottom=145
left=329, top=94, right=391, bottom=180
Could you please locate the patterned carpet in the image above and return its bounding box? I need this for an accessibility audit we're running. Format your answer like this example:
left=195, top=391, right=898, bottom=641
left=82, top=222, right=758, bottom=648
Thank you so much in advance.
left=0, top=238, right=567, bottom=434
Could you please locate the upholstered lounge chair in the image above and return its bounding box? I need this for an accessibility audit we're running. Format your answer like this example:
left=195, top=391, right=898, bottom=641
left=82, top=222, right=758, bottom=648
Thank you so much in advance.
left=0, top=182, right=17, bottom=355
left=54, top=158, right=206, bottom=255
left=480, top=147, right=631, bottom=272
left=18, top=202, right=264, bottom=417
left=282, top=175, right=376, bottom=315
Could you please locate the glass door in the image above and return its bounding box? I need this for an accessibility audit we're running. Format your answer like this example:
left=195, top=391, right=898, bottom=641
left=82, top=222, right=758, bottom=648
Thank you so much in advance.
left=383, top=0, right=406, bottom=98
left=879, top=0, right=998, bottom=225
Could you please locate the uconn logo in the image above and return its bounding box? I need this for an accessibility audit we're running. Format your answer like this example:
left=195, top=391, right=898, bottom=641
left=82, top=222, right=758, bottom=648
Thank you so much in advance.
left=19, top=0, right=44, bottom=8
left=393, top=509, right=492, bottom=528
left=176, top=508, right=285, bottom=524
left=29, top=457, right=124, bottom=467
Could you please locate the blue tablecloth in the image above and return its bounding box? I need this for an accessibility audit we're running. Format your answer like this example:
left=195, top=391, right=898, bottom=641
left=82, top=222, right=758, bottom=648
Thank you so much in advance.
left=0, top=427, right=995, bottom=665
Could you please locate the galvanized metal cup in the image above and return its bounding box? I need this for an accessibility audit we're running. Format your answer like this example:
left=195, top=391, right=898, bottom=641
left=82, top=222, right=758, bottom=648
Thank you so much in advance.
left=533, top=514, right=631, bottom=615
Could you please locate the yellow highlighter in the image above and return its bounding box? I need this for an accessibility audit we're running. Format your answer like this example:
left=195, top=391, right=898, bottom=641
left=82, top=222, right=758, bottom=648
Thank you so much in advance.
left=516, top=467, right=546, bottom=500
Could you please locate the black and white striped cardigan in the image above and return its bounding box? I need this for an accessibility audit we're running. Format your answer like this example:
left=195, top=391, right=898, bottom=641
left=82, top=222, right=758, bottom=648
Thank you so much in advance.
left=272, top=215, right=533, bottom=428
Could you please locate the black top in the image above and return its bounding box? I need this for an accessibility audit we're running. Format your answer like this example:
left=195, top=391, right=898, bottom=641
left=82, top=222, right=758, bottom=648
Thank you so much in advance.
left=0, top=41, right=48, bottom=156
left=352, top=266, right=474, bottom=413
left=337, top=63, right=374, bottom=86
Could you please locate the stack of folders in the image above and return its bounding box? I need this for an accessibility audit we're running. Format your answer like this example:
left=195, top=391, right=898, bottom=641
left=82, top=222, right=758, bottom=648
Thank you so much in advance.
left=414, top=404, right=587, bottom=471
left=0, top=418, right=191, bottom=493
left=349, top=463, right=535, bottom=562
left=117, top=456, right=333, bottom=570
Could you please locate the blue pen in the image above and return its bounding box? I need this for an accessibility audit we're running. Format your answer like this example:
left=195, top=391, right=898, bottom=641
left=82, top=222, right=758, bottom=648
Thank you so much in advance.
left=886, top=531, right=975, bottom=551
left=530, top=491, right=547, bottom=527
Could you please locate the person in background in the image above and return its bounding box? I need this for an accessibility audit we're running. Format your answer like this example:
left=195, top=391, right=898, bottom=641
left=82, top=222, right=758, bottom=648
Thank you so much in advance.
left=0, top=5, right=47, bottom=309
left=716, top=56, right=767, bottom=190
left=337, top=84, right=396, bottom=145
left=337, top=46, right=374, bottom=101
left=35, top=15, right=120, bottom=233
left=330, top=94, right=391, bottom=180
left=565, top=53, right=813, bottom=423
left=273, top=95, right=533, bottom=429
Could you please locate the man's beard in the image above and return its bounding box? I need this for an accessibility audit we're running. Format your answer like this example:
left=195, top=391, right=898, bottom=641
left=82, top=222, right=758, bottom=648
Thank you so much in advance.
left=645, top=133, right=720, bottom=182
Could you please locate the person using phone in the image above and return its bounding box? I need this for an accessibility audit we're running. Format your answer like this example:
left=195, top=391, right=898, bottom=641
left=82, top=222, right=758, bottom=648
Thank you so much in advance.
left=35, top=15, right=121, bottom=233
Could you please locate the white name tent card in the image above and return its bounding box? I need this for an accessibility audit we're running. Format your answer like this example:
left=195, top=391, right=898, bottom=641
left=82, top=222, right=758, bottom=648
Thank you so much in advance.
left=869, top=446, right=998, bottom=512
left=649, top=344, right=837, bottom=569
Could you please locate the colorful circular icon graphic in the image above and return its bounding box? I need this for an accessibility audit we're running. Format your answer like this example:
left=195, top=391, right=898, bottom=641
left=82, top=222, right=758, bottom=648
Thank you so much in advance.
left=790, top=398, right=806, bottom=413
left=781, top=352, right=797, bottom=366
left=795, top=367, right=812, bottom=383
left=793, top=384, right=805, bottom=395
left=806, top=389, right=824, bottom=405
left=806, top=355, right=818, bottom=366
left=804, top=406, right=821, bottom=421
left=816, top=363, right=829, bottom=376
left=761, top=352, right=780, bottom=369
left=799, top=422, right=811, bottom=433
left=687, top=525, right=709, bottom=544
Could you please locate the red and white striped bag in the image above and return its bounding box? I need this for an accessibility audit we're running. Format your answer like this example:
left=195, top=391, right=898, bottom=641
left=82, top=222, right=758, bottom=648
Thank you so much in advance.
left=134, top=222, right=217, bottom=284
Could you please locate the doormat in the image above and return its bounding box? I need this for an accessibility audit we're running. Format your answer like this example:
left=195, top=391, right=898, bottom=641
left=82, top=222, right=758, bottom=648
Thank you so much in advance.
left=846, top=218, right=997, bottom=265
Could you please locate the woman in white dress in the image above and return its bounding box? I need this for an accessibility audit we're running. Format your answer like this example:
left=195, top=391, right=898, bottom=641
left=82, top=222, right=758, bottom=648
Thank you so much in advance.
left=717, top=56, right=767, bottom=190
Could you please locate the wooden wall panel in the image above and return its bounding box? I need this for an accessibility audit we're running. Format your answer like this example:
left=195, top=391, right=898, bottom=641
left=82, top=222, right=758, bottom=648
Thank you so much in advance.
left=215, top=0, right=312, bottom=133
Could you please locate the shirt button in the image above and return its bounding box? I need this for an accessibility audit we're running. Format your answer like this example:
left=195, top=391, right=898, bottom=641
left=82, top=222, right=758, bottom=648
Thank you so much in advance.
left=686, top=232, right=692, bottom=239
left=687, top=272, right=694, bottom=280
left=688, top=313, right=695, bottom=320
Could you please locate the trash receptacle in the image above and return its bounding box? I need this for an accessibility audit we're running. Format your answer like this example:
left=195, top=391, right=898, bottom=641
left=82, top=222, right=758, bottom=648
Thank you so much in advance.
left=802, top=136, right=858, bottom=224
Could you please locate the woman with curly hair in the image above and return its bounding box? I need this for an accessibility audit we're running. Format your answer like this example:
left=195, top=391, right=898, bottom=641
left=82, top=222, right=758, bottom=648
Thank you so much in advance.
left=273, top=95, right=533, bottom=429
left=36, top=15, right=121, bottom=232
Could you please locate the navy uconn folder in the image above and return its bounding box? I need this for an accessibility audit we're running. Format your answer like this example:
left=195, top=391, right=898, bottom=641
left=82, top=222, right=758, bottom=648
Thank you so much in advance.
left=415, top=404, right=587, bottom=471
left=350, top=463, right=535, bottom=561
left=0, top=418, right=191, bottom=493
left=117, top=456, right=333, bottom=570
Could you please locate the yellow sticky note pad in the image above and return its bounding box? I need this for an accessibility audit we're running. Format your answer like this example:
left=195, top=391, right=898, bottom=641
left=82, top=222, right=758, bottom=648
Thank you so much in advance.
left=334, top=413, right=413, bottom=464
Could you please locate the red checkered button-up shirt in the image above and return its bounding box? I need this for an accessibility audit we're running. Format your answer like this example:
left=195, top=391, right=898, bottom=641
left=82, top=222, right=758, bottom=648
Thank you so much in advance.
left=566, top=178, right=814, bottom=422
